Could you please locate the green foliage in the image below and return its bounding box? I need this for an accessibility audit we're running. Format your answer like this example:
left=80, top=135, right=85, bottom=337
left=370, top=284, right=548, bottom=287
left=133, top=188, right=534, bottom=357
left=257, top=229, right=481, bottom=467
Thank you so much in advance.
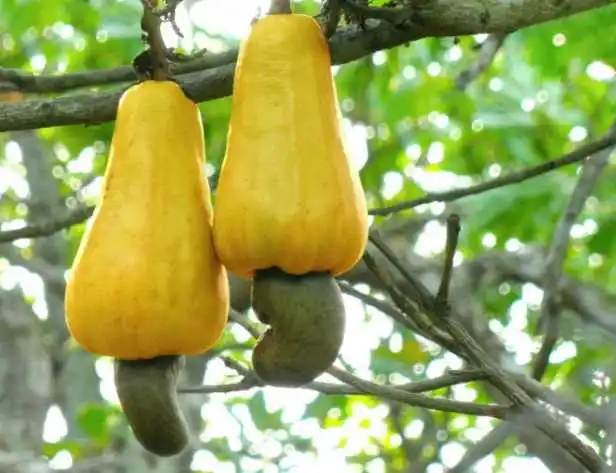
left=77, top=403, right=123, bottom=446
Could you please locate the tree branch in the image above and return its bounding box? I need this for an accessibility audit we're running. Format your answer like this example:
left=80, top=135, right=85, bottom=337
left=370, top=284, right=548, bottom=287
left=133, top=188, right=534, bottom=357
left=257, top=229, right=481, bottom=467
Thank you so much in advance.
left=364, top=231, right=607, bottom=472
left=0, top=206, right=93, bottom=243
left=179, top=364, right=509, bottom=418
left=0, top=0, right=612, bottom=132
left=436, top=214, right=461, bottom=305
left=0, top=62, right=236, bottom=132
left=532, top=124, right=616, bottom=380
left=330, top=225, right=615, bottom=470
left=370, top=128, right=616, bottom=216
left=341, top=278, right=613, bottom=428
left=179, top=367, right=486, bottom=396
left=341, top=249, right=612, bottom=431
left=329, top=365, right=509, bottom=418
left=455, top=32, right=509, bottom=90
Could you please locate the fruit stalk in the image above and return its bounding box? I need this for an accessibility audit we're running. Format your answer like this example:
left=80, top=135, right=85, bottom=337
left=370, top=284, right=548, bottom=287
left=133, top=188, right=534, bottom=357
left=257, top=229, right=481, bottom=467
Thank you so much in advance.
left=140, top=1, right=169, bottom=80
left=268, top=0, right=292, bottom=15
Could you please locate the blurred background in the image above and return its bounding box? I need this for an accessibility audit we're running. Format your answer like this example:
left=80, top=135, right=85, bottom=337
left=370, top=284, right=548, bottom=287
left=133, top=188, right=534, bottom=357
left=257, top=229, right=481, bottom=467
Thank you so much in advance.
left=1, top=0, right=616, bottom=472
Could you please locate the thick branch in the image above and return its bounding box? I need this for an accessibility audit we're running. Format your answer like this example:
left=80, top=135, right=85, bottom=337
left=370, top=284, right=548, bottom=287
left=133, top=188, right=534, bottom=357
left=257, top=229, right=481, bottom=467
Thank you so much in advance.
left=0, top=0, right=612, bottom=132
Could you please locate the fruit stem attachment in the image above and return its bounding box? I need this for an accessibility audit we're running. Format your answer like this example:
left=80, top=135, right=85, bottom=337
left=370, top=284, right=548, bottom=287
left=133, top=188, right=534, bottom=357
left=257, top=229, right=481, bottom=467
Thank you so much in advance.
left=140, top=1, right=169, bottom=80
left=268, top=0, right=292, bottom=15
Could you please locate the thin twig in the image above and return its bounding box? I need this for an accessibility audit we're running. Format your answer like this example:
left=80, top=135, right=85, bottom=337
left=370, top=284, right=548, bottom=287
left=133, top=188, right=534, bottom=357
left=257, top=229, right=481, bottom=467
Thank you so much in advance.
left=328, top=366, right=508, bottom=418
left=180, top=368, right=486, bottom=396
left=436, top=214, right=461, bottom=307
left=455, top=32, right=509, bottom=90
left=532, top=125, right=616, bottom=380
left=180, top=366, right=509, bottom=418
left=369, top=129, right=616, bottom=216
left=179, top=379, right=258, bottom=394
left=220, top=355, right=254, bottom=377
left=504, top=372, right=608, bottom=428
left=395, top=369, right=485, bottom=393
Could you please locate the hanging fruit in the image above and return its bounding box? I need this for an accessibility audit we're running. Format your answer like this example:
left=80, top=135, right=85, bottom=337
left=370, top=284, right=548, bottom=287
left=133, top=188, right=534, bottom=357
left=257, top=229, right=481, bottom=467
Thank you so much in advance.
left=213, top=0, right=368, bottom=387
left=65, top=77, right=229, bottom=455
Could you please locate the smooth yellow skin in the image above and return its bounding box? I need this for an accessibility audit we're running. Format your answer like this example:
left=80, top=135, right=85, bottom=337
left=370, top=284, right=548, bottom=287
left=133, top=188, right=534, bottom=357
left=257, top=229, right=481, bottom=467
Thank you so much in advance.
left=65, top=81, right=229, bottom=360
left=213, top=14, right=369, bottom=279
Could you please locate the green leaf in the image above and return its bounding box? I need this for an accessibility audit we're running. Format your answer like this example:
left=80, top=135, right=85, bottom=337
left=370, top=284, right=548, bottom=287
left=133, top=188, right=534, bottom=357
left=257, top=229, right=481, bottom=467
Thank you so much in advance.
left=77, top=403, right=120, bottom=443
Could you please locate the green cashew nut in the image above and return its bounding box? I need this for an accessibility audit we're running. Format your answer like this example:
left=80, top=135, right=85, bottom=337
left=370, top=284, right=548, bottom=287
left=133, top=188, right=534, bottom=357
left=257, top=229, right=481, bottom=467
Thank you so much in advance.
left=114, top=355, right=188, bottom=456
left=251, top=267, right=345, bottom=387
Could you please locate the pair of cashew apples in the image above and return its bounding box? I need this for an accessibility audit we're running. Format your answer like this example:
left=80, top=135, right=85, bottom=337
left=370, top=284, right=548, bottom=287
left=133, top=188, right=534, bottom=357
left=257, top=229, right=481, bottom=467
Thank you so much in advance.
left=65, top=6, right=368, bottom=456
